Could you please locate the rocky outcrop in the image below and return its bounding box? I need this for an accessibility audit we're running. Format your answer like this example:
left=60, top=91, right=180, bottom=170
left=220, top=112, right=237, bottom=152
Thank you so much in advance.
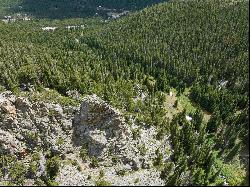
left=73, top=95, right=130, bottom=159
left=0, top=91, right=74, bottom=156
left=0, top=91, right=172, bottom=186
left=0, top=97, right=16, bottom=117
left=72, top=95, right=171, bottom=168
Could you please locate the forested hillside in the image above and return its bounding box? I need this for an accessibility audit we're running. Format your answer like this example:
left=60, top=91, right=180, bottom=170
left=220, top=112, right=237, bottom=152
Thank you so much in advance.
left=0, top=0, right=249, bottom=186
left=0, top=0, right=21, bottom=18
left=83, top=0, right=249, bottom=145
left=0, top=0, right=167, bottom=19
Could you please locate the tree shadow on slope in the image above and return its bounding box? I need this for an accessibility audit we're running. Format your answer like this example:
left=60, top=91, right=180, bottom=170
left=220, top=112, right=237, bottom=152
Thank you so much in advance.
left=10, top=0, right=167, bottom=19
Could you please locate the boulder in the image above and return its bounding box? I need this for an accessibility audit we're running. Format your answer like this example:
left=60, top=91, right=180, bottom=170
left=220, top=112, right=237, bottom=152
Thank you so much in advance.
left=15, top=97, right=32, bottom=114
left=0, top=98, right=16, bottom=117
left=0, top=129, right=24, bottom=154
left=73, top=95, right=129, bottom=158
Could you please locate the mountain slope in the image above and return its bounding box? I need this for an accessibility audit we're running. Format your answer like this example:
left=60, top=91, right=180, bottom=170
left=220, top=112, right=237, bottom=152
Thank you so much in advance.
left=0, top=0, right=168, bottom=19
left=82, top=0, right=249, bottom=140
left=0, top=0, right=249, bottom=186
left=84, top=0, right=249, bottom=92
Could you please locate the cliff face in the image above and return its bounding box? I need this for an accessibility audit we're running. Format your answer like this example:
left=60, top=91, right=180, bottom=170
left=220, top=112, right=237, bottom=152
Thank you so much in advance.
left=0, top=91, right=171, bottom=186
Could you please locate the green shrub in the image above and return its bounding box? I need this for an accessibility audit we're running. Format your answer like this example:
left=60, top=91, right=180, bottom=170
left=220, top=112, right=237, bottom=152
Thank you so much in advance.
left=134, top=178, right=140, bottom=184
left=174, top=100, right=179, bottom=108
left=95, top=180, right=112, bottom=186
left=8, top=161, right=27, bottom=185
left=116, top=169, right=126, bottom=176
left=56, top=137, right=64, bottom=146
left=0, top=85, right=6, bottom=92
left=99, top=170, right=105, bottom=178
left=34, top=179, right=46, bottom=186
left=138, top=144, right=147, bottom=156
left=46, top=179, right=59, bottom=186
left=90, top=157, right=99, bottom=168
left=153, top=149, right=164, bottom=168
left=132, top=128, right=141, bottom=140
left=80, top=144, right=89, bottom=162
left=46, top=156, right=61, bottom=180
left=32, top=152, right=41, bottom=161
left=17, top=64, right=42, bottom=86
left=29, top=161, right=39, bottom=176
left=111, top=156, right=120, bottom=164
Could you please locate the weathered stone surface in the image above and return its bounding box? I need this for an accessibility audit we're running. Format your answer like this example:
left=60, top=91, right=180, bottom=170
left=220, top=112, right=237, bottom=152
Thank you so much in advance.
left=0, top=96, right=16, bottom=118
left=0, top=91, right=74, bottom=158
left=0, top=92, right=172, bottom=186
left=66, top=90, right=81, bottom=100
left=15, top=97, right=31, bottom=113
left=73, top=95, right=130, bottom=159
left=73, top=94, right=171, bottom=170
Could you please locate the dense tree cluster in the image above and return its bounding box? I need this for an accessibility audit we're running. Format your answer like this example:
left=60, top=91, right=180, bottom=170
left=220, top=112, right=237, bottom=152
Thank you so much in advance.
left=82, top=0, right=249, bottom=149
left=160, top=109, right=247, bottom=185
left=0, top=0, right=168, bottom=19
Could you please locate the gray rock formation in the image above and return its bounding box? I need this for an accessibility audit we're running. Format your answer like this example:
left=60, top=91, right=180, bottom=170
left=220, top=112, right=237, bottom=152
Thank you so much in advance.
left=73, top=95, right=130, bottom=159
left=0, top=90, right=74, bottom=162
left=0, top=92, right=172, bottom=186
